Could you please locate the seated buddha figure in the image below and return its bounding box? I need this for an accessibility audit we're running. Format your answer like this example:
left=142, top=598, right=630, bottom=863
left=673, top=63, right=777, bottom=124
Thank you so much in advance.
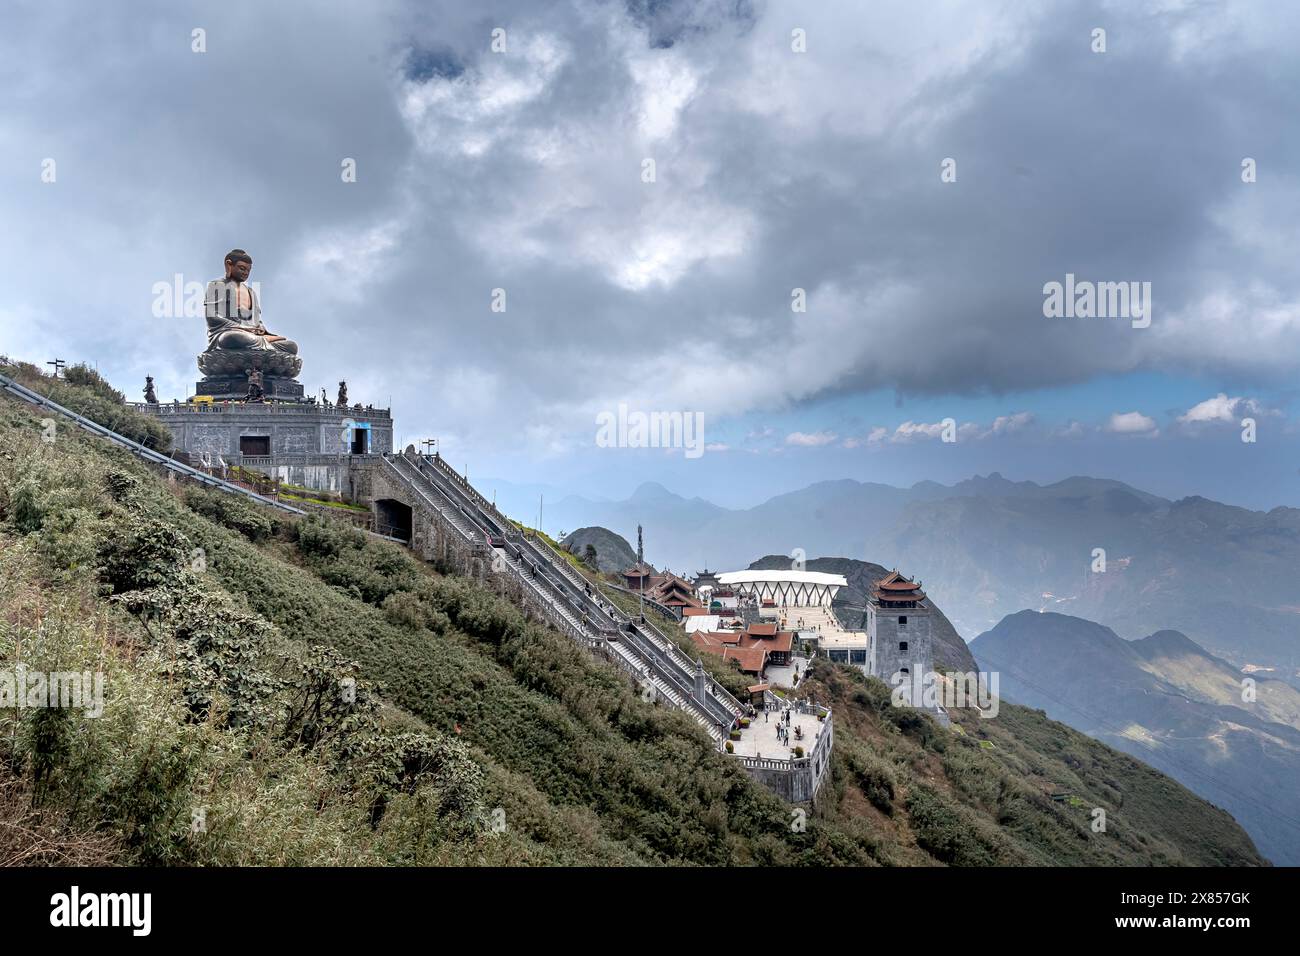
left=198, top=249, right=302, bottom=378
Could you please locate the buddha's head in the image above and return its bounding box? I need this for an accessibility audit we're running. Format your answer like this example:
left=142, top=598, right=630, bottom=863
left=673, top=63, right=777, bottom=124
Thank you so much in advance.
left=224, top=249, right=253, bottom=283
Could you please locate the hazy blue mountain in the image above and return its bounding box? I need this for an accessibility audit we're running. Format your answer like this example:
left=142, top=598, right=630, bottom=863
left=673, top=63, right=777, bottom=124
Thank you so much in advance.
left=970, top=610, right=1300, bottom=865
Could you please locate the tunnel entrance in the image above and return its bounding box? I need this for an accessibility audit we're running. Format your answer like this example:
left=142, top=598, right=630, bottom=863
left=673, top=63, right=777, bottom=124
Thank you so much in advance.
left=374, top=498, right=412, bottom=541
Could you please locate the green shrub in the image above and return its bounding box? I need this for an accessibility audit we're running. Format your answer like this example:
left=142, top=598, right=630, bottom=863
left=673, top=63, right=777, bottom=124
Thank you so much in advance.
left=96, top=516, right=191, bottom=605
left=845, top=745, right=896, bottom=815
left=0, top=361, right=173, bottom=453
left=184, top=487, right=278, bottom=542
left=905, top=785, right=1014, bottom=866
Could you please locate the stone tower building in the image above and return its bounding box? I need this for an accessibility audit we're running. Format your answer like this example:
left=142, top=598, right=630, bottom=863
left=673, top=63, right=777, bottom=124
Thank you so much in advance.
left=868, top=571, right=941, bottom=713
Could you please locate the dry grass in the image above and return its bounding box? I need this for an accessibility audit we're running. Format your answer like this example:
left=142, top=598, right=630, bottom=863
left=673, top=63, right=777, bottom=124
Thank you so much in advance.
left=0, top=774, right=120, bottom=867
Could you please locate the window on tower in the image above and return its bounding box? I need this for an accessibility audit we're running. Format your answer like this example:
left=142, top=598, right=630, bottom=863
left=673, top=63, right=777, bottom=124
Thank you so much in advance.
left=898, top=616, right=908, bottom=626
left=899, top=641, right=908, bottom=652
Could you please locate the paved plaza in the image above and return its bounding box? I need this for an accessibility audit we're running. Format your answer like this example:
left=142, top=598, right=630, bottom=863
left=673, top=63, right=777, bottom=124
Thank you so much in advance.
left=729, top=703, right=827, bottom=759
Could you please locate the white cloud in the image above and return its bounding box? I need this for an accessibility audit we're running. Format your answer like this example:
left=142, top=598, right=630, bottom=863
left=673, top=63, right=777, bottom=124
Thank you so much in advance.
left=1177, top=393, right=1266, bottom=425
left=1106, top=411, right=1159, bottom=436
left=626, top=45, right=700, bottom=142
left=785, top=430, right=838, bottom=447
left=983, top=411, right=1034, bottom=437
left=400, top=33, right=571, bottom=157
left=891, top=420, right=953, bottom=443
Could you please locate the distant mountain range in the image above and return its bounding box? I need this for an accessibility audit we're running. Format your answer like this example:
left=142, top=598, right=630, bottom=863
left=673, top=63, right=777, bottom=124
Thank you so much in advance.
left=971, top=610, right=1300, bottom=865
left=515, top=472, right=1300, bottom=686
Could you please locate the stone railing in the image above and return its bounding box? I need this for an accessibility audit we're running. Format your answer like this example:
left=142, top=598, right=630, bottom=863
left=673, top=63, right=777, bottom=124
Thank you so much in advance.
left=423, top=453, right=509, bottom=526
left=602, top=580, right=680, bottom=622
left=131, top=400, right=391, bottom=417
left=736, top=755, right=797, bottom=772
left=734, top=708, right=834, bottom=803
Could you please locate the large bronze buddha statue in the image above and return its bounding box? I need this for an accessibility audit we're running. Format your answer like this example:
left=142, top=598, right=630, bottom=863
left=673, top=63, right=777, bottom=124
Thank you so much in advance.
left=198, top=249, right=302, bottom=379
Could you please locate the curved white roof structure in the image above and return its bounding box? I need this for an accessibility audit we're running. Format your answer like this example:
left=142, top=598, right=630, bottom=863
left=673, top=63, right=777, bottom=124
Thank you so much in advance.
left=715, top=570, right=847, bottom=606
left=717, top=570, right=847, bottom=587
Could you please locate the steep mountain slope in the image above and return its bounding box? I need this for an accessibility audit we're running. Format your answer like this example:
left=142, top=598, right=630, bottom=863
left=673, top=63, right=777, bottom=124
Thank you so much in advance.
left=0, top=369, right=1267, bottom=867
left=971, top=611, right=1300, bottom=865
left=802, top=663, right=1262, bottom=867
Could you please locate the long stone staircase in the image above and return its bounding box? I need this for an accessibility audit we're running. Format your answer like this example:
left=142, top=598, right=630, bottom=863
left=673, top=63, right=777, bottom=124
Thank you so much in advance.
left=381, top=450, right=743, bottom=743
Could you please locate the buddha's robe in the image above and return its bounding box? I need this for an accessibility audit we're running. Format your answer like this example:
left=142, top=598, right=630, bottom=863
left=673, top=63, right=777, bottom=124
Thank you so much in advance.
left=202, top=279, right=298, bottom=355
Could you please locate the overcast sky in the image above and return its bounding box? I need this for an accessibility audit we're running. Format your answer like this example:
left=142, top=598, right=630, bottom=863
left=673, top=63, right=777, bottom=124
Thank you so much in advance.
left=2, top=0, right=1297, bottom=511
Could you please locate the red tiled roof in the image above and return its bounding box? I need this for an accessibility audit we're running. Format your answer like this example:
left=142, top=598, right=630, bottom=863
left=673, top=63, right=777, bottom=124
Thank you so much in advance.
left=682, top=607, right=710, bottom=617
left=691, top=631, right=741, bottom=649
left=720, top=645, right=767, bottom=674
left=695, top=640, right=762, bottom=670
left=738, top=630, right=793, bottom=653
left=873, top=570, right=927, bottom=603
left=747, top=622, right=778, bottom=637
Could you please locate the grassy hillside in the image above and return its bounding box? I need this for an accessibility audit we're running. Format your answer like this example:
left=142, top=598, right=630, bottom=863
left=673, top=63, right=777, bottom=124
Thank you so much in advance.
left=0, top=374, right=1267, bottom=866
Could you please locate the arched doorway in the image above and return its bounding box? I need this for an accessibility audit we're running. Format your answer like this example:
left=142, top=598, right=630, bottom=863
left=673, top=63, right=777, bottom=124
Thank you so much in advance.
left=374, top=498, right=412, bottom=541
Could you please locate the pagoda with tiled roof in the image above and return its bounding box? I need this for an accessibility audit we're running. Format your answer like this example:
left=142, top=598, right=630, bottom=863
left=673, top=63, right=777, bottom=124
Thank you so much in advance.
left=871, top=570, right=926, bottom=608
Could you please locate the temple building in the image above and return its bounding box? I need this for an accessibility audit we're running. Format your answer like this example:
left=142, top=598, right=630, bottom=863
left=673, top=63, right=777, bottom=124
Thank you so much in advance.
left=867, top=570, right=947, bottom=724
left=689, top=619, right=797, bottom=680
left=622, top=562, right=655, bottom=590
left=140, top=250, right=393, bottom=491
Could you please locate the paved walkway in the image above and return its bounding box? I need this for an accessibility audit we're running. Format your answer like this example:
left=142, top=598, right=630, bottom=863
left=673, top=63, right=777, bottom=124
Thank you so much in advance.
left=730, top=703, right=826, bottom=759
left=762, top=655, right=810, bottom=689
left=768, top=604, right=868, bottom=655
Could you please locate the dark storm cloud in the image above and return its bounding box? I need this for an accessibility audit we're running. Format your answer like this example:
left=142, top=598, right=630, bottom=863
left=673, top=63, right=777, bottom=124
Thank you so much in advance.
left=1, top=0, right=1296, bottom=458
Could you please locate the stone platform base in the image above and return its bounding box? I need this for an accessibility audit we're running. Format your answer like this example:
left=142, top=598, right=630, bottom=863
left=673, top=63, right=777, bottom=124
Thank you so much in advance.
left=139, top=402, right=394, bottom=492
left=195, top=375, right=305, bottom=401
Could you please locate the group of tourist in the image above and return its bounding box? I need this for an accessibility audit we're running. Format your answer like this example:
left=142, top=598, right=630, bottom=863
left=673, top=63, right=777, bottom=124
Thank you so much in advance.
left=775, top=707, right=795, bottom=746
